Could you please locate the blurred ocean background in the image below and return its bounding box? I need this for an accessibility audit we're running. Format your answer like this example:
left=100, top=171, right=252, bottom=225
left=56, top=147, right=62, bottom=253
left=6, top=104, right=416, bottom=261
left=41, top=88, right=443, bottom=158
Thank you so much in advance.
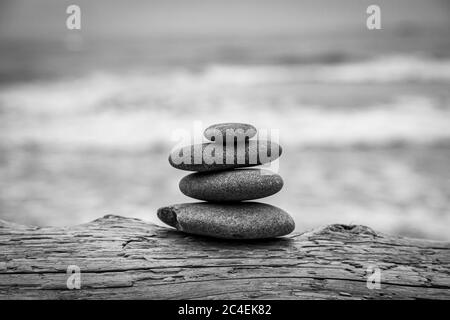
left=0, top=0, right=449, bottom=240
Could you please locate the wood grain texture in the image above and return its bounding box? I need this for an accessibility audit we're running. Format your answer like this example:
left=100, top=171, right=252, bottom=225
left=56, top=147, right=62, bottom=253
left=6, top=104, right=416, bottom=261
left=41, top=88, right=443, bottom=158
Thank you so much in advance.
left=0, top=215, right=449, bottom=299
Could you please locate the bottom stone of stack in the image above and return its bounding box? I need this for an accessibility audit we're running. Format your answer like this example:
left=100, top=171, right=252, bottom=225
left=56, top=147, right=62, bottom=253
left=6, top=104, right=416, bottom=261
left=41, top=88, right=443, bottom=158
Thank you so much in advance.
left=157, top=202, right=295, bottom=239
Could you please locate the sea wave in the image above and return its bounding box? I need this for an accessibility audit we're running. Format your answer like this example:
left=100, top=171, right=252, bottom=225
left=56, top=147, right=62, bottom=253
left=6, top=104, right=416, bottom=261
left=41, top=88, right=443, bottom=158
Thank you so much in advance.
left=1, top=55, right=450, bottom=149
left=203, top=55, right=450, bottom=84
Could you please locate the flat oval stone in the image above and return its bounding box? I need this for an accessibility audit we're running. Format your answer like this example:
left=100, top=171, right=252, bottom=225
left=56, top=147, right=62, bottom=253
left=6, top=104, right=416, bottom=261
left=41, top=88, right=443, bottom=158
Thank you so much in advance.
left=204, top=123, right=257, bottom=143
left=157, top=202, right=295, bottom=239
left=179, top=169, right=283, bottom=201
left=168, top=140, right=282, bottom=172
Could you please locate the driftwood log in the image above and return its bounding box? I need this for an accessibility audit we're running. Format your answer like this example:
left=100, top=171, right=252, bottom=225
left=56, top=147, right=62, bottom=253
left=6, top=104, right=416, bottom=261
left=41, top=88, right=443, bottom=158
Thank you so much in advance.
left=0, top=215, right=448, bottom=299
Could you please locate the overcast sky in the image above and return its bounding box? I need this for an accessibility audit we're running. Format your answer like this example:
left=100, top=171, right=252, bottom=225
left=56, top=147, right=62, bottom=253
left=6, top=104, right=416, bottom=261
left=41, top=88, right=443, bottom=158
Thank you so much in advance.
left=0, top=0, right=449, bottom=40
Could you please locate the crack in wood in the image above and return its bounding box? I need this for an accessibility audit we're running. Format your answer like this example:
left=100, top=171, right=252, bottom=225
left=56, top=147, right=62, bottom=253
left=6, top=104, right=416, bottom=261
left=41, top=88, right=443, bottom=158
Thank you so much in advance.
left=0, top=215, right=449, bottom=299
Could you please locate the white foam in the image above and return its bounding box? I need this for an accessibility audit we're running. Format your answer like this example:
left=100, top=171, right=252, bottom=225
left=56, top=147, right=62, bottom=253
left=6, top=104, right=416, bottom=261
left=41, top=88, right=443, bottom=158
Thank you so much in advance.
left=203, top=55, right=450, bottom=84
left=1, top=55, right=449, bottom=149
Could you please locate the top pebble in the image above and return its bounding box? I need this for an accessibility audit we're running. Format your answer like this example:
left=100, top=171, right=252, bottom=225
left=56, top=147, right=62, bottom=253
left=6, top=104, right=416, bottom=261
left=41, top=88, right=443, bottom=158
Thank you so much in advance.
left=204, top=123, right=257, bottom=143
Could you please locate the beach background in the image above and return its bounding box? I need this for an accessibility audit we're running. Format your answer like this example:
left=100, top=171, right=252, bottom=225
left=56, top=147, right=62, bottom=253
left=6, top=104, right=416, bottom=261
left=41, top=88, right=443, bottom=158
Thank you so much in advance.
left=0, top=0, right=449, bottom=240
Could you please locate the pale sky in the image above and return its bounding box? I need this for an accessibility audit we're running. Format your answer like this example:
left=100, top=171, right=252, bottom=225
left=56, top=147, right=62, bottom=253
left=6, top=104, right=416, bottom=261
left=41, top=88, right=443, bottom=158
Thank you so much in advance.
left=0, top=0, right=449, bottom=40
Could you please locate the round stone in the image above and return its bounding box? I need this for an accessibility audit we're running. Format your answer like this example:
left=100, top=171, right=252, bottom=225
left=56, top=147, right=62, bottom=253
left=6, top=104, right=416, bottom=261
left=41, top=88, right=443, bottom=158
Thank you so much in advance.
left=157, top=202, right=295, bottom=239
left=179, top=169, right=283, bottom=202
left=168, top=140, right=282, bottom=172
left=204, top=123, right=257, bottom=143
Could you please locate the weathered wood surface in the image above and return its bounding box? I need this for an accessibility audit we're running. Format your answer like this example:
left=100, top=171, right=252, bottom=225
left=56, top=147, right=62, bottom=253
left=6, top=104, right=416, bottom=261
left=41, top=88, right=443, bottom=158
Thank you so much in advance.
left=0, top=215, right=448, bottom=299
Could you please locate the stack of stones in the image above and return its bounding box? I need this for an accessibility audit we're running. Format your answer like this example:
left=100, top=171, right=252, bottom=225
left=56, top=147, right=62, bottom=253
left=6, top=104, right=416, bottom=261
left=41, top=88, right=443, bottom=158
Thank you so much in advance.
left=157, top=123, right=295, bottom=239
